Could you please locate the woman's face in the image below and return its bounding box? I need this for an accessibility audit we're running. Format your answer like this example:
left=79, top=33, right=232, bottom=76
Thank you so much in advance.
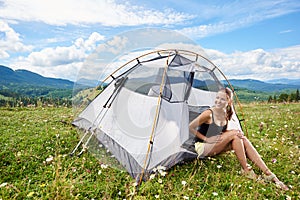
left=214, top=91, right=228, bottom=109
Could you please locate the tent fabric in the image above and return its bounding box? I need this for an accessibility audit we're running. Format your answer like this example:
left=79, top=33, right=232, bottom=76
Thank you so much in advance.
left=72, top=50, right=243, bottom=181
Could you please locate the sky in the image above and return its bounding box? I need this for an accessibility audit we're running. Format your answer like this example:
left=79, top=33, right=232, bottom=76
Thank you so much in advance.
left=1, top=0, right=300, bottom=82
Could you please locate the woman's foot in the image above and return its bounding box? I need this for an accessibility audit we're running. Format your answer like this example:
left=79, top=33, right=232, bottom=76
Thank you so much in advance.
left=263, top=169, right=289, bottom=191
left=240, top=164, right=257, bottom=180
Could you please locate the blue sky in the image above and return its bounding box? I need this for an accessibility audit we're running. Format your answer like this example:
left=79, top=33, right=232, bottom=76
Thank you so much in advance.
left=1, top=0, right=300, bottom=81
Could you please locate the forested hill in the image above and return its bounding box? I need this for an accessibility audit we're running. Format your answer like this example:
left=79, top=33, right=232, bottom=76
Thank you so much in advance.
left=228, top=79, right=300, bottom=92
left=0, top=65, right=76, bottom=99
left=1, top=65, right=299, bottom=103
left=0, top=65, right=74, bottom=89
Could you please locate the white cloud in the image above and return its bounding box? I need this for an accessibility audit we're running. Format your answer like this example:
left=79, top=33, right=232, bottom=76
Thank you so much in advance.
left=0, top=20, right=32, bottom=58
left=0, top=0, right=192, bottom=26
left=179, top=0, right=300, bottom=38
left=11, top=32, right=105, bottom=80
left=206, top=45, right=300, bottom=80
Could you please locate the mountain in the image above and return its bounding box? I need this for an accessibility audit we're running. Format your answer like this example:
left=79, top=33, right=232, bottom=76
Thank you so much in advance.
left=228, top=79, right=300, bottom=92
left=0, top=65, right=77, bottom=98
left=265, top=78, right=300, bottom=86
left=0, top=65, right=74, bottom=89
left=1, top=65, right=299, bottom=100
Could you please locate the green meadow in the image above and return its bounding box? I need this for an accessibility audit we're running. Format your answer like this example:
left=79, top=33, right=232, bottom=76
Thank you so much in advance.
left=0, top=103, right=299, bottom=199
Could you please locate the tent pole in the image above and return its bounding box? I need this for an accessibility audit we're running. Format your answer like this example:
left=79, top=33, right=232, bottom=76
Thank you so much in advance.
left=70, top=128, right=90, bottom=156
left=137, top=51, right=172, bottom=185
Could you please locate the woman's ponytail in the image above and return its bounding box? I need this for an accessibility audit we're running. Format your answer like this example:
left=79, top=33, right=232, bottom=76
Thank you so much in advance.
left=224, top=87, right=233, bottom=121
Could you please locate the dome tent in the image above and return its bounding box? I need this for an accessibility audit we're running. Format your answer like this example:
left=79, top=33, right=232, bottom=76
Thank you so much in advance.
left=72, top=49, right=243, bottom=183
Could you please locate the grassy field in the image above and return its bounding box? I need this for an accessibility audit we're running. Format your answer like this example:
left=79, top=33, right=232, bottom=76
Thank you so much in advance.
left=0, top=103, right=299, bottom=199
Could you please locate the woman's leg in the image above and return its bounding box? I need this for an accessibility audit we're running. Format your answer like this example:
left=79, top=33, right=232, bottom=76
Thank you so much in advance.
left=204, top=131, right=250, bottom=171
left=242, top=137, right=289, bottom=190
left=241, top=137, right=268, bottom=172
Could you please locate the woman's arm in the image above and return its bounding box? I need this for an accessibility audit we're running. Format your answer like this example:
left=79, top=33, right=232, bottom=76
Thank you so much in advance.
left=189, top=110, right=211, bottom=142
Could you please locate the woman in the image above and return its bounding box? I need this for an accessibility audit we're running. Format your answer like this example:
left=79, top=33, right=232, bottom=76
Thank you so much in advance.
left=189, top=87, right=289, bottom=190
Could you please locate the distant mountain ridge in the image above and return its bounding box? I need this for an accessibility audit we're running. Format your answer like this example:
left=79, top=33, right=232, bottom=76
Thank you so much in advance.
left=0, top=65, right=74, bottom=89
left=1, top=65, right=299, bottom=97
left=265, top=78, right=300, bottom=86
left=228, top=79, right=300, bottom=92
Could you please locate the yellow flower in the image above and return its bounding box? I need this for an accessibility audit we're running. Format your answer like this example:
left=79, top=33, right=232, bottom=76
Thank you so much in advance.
left=27, top=192, right=35, bottom=197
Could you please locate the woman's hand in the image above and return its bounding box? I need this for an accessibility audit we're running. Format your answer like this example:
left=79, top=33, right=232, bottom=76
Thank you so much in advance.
left=223, top=129, right=245, bottom=139
left=236, top=130, right=244, bottom=138
left=205, top=135, right=222, bottom=143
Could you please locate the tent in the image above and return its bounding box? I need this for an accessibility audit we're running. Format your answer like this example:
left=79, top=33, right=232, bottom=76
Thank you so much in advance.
left=72, top=49, right=244, bottom=182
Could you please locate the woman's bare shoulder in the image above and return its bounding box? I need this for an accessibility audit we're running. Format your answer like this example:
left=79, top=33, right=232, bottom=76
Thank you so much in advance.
left=198, top=109, right=212, bottom=121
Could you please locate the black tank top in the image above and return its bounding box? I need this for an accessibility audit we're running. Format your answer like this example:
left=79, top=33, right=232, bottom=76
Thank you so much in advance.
left=195, top=109, right=227, bottom=142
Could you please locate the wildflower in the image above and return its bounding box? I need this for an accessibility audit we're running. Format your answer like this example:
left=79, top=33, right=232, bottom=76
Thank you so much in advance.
left=158, top=179, right=163, bottom=184
left=0, top=183, right=8, bottom=188
left=39, top=183, right=46, bottom=187
left=149, top=174, right=156, bottom=180
left=272, top=158, right=277, bottom=163
left=217, top=165, right=222, bottom=169
left=100, top=164, right=108, bottom=169
left=155, top=194, right=159, bottom=199
left=132, top=182, right=138, bottom=187
left=159, top=171, right=167, bottom=177
left=45, top=156, right=54, bottom=164
left=286, top=195, right=291, bottom=200
left=212, top=192, right=218, bottom=196
left=27, top=192, right=35, bottom=197
left=181, top=180, right=187, bottom=186
left=183, top=196, right=189, bottom=199
left=98, top=170, right=102, bottom=175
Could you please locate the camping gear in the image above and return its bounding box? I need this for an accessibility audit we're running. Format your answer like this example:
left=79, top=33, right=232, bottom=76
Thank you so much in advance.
left=71, top=49, right=244, bottom=182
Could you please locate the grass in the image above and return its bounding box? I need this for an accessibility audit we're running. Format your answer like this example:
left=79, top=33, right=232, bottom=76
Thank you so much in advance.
left=0, top=103, right=299, bottom=199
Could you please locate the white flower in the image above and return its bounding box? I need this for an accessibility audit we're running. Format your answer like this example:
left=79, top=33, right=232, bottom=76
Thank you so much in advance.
left=183, top=196, right=189, bottom=199
left=181, top=180, right=187, bottom=186
left=217, top=165, right=222, bottom=169
left=158, top=179, right=163, bottom=184
left=149, top=174, right=156, bottom=180
left=285, top=195, right=291, bottom=200
left=159, top=171, right=167, bottom=176
left=155, top=194, right=159, bottom=198
left=0, top=182, right=8, bottom=188
left=45, top=156, right=54, bottom=164
left=212, top=192, right=218, bottom=196
left=98, top=170, right=102, bottom=175
left=132, top=182, right=138, bottom=187
left=100, top=164, right=108, bottom=169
